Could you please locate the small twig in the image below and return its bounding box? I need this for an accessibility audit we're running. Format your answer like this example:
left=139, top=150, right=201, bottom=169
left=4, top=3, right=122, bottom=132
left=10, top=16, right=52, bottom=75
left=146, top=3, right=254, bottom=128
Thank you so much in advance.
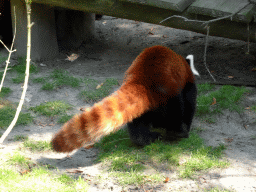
left=160, top=15, right=205, bottom=24
left=204, top=26, right=216, bottom=82
left=160, top=2, right=250, bottom=26
left=160, top=2, right=250, bottom=82
left=202, top=2, right=250, bottom=26
left=247, top=23, right=250, bottom=54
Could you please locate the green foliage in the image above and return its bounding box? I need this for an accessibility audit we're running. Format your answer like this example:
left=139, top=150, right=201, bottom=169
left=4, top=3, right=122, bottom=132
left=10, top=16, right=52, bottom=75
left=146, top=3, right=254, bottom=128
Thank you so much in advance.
left=7, top=151, right=32, bottom=168
left=196, top=85, right=249, bottom=116
left=41, top=82, right=55, bottom=90
left=12, top=74, right=25, bottom=83
left=58, top=114, right=73, bottom=124
left=1, top=152, right=89, bottom=191
left=23, top=139, right=52, bottom=152
left=0, top=55, right=7, bottom=65
left=13, top=135, right=28, bottom=141
left=50, top=69, right=80, bottom=88
left=0, top=87, right=11, bottom=97
left=32, top=77, right=47, bottom=83
left=37, top=69, right=81, bottom=90
left=12, top=57, right=37, bottom=74
left=0, top=105, right=33, bottom=129
left=197, top=83, right=215, bottom=95
left=95, top=129, right=228, bottom=185
left=80, top=78, right=119, bottom=102
left=30, top=100, right=71, bottom=117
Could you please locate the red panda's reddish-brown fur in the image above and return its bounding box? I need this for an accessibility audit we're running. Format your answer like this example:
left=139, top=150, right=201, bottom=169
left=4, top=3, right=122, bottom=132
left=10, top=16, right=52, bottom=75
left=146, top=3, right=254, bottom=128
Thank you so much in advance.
left=51, top=45, right=196, bottom=152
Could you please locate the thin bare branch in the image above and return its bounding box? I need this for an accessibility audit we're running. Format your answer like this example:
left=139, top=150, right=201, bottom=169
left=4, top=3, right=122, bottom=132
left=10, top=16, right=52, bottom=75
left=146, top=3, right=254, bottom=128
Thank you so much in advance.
left=0, top=6, right=17, bottom=93
left=160, top=15, right=205, bottom=24
left=204, top=26, right=216, bottom=82
left=247, top=23, right=250, bottom=54
left=0, top=2, right=32, bottom=144
left=160, top=1, right=250, bottom=26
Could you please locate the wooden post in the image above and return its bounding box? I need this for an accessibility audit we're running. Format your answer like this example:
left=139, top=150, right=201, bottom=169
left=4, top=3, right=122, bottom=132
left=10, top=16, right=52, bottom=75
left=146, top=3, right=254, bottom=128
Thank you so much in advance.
left=10, top=0, right=59, bottom=60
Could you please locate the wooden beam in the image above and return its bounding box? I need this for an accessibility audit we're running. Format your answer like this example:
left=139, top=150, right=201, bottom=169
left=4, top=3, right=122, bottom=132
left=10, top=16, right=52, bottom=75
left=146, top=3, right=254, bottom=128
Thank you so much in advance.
left=188, top=0, right=256, bottom=23
left=29, top=0, right=256, bottom=43
left=119, top=0, right=195, bottom=12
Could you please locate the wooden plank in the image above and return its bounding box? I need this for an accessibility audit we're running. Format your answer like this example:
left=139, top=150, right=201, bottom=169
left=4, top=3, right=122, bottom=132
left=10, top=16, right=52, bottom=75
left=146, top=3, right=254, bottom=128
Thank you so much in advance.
left=29, top=0, right=256, bottom=42
left=120, top=0, right=195, bottom=12
left=187, top=0, right=256, bottom=23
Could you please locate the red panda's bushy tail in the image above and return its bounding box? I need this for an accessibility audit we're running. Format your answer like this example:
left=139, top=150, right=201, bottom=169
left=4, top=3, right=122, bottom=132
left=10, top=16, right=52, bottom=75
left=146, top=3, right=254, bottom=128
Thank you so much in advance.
left=51, top=83, right=152, bottom=152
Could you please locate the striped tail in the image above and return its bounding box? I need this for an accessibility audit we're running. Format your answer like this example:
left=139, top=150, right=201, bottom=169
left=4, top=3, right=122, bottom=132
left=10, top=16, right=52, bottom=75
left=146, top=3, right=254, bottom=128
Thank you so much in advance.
left=51, top=83, right=152, bottom=152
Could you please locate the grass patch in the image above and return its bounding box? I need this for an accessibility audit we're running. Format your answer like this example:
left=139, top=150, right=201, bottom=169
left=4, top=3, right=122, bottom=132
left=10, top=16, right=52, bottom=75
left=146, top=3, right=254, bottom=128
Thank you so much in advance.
left=12, top=73, right=25, bottom=83
left=12, top=57, right=38, bottom=74
left=1, top=152, right=89, bottom=192
left=250, top=105, right=256, bottom=112
left=58, top=114, right=73, bottom=124
left=39, top=69, right=81, bottom=90
left=51, top=69, right=81, bottom=87
left=197, top=83, right=216, bottom=95
left=0, top=87, right=11, bottom=97
left=0, top=103, right=33, bottom=129
left=80, top=78, right=119, bottom=102
left=9, top=57, right=37, bottom=84
left=7, top=151, right=32, bottom=168
left=95, top=128, right=228, bottom=186
left=207, top=187, right=235, bottom=192
left=0, top=55, right=7, bottom=65
left=0, top=168, right=88, bottom=192
left=23, top=139, right=52, bottom=152
left=13, top=135, right=28, bottom=141
left=196, top=84, right=249, bottom=116
left=42, top=82, right=56, bottom=90
left=31, top=69, right=81, bottom=90
left=32, top=77, right=47, bottom=84
left=30, top=100, right=72, bottom=117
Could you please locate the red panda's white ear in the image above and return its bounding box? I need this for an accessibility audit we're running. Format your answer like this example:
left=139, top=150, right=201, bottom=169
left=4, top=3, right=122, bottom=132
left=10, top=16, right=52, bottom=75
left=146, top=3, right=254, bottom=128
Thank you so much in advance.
left=186, top=55, right=200, bottom=76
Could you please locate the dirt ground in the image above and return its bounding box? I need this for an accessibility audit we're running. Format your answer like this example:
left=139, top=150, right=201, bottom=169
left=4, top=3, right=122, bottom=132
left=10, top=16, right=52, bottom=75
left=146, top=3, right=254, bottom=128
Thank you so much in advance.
left=0, top=16, right=256, bottom=191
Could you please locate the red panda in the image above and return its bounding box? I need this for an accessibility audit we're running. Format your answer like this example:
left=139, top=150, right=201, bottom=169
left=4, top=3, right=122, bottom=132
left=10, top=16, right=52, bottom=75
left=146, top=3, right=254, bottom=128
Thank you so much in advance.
left=51, top=45, right=199, bottom=152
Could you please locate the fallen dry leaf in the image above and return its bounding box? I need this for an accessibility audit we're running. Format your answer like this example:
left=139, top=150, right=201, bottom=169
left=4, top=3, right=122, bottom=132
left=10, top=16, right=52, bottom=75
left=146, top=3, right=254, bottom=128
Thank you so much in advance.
left=164, top=177, right=169, bottom=183
left=80, top=107, right=85, bottom=111
left=96, top=82, right=104, bottom=89
left=20, top=169, right=30, bottom=175
left=66, top=53, right=79, bottom=62
left=210, top=98, right=216, bottom=105
left=66, top=169, right=83, bottom=173
left=224, top=138, right=233, bottom=143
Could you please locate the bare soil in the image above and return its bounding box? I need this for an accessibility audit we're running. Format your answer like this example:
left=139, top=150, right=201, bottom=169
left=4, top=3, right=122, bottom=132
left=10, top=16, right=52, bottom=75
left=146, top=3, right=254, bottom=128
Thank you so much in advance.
left=0, top=16, right=256, bottom=191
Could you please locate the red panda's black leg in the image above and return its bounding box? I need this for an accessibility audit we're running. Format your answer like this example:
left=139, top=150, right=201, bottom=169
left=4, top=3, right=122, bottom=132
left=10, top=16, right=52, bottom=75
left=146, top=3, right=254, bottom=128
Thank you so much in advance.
left=182, top=82, right=197, bottom=134
left=164, top=93, right=188, bottom=138
left=127, top=113, right=160, bottom=146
